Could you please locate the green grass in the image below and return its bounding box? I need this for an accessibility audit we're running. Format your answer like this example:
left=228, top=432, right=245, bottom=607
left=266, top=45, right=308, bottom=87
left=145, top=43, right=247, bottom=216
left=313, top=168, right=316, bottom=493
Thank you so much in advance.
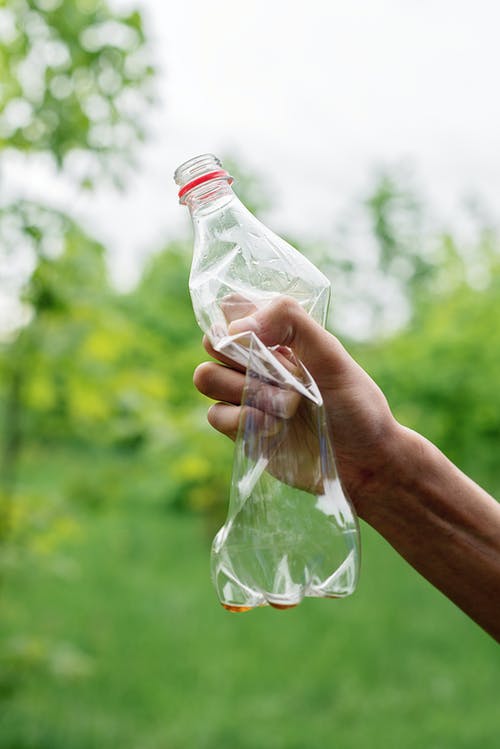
left=1, top=448, right=499, bottom=748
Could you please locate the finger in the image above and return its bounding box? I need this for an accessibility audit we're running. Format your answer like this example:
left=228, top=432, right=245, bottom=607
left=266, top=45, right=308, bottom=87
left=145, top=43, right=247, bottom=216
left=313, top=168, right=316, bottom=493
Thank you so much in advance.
left=248, top=380, right=301, bottom=419
left=227, top=296, right=353, bottom=385
left=207, top=402, right=240, bottom=440
left=228, top=296, right=327, bottom=351
left=193, top=362, right=245, bottom=405
left=204, top=328, right=298, bottom=377
left=202, top=335, right=246, bottom=372
left=207, top=402, right=279, bottom=442
left=194, top=358, right=301, bottom=421
left=220, top=293, right=257, bottom=324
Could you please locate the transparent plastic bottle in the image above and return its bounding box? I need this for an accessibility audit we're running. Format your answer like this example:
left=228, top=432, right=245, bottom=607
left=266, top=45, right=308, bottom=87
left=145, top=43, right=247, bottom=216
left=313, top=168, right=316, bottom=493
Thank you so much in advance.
left=175, top=154, right=360, bottom=612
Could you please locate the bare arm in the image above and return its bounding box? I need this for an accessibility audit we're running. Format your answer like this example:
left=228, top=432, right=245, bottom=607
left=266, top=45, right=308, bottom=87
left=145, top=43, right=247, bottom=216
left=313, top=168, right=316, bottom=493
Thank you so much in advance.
left=364, top=427, right=500, bottom=640
left=193, top=297, right=500, bottom=641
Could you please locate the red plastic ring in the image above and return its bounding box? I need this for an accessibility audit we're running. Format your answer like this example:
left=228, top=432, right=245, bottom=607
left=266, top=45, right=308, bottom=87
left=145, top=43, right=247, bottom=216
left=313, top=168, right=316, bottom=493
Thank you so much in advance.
left=178, top=170, right=233, bottom=199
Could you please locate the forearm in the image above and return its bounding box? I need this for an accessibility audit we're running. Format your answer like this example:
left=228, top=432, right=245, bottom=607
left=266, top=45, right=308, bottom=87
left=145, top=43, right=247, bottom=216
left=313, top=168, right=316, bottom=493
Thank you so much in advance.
left=362, top=426, right=500, bottom=642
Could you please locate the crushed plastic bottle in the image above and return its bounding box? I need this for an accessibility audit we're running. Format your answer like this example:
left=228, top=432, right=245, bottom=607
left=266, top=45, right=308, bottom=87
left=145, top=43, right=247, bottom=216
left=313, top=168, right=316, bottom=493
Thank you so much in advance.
left=174, top=154, right=360, bottom=611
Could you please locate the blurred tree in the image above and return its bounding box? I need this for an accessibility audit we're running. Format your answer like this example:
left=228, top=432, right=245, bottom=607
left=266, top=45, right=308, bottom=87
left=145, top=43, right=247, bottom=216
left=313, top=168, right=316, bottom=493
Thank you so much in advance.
left=313, top=167, right=436, bottom=339
left=0, top=0, right=154, bottom=187
left=221, top=155, right=272, bottom=218
left=0, top=1, right=156, bottom=693
left=0, top=0, right=155, bottom=542
left=122, top=241, right=233, bottom=523
left=0, top=201, right=110, bottom=544
left=365, top=171, right=430, bottom=287
left=357, top=234, right=500, bottom=496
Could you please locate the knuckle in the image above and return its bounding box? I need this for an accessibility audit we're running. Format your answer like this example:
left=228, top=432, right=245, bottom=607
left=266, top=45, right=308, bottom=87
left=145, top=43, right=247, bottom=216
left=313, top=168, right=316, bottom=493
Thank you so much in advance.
left=262, top=296, right=302, bottom=346
left=270, top=295, right=301, bottom=319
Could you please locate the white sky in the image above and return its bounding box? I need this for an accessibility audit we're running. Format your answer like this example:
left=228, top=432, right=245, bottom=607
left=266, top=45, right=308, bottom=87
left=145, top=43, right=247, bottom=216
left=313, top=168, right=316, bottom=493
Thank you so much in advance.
left=4, top=0, right=500, bottom=288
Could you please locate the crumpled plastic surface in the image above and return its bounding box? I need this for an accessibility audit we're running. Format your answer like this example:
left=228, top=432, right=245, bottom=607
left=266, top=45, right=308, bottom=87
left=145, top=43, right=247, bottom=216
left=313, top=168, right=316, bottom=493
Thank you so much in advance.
left=190, top=221, right=360, bottom=611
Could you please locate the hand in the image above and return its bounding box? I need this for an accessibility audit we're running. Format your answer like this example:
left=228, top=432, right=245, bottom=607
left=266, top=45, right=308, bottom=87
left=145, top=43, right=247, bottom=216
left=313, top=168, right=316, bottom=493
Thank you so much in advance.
left=193, top=296, right=403, bottom=518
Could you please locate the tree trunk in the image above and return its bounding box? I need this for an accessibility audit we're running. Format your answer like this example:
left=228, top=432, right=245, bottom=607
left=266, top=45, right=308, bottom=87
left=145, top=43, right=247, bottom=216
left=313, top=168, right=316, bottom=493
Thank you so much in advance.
left=0, top=366, right=23, bottom=543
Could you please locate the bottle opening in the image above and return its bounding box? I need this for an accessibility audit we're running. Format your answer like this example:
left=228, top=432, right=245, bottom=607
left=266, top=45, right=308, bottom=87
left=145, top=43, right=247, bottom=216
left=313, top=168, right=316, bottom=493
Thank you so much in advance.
left=174, top=153, right=233, bottom=203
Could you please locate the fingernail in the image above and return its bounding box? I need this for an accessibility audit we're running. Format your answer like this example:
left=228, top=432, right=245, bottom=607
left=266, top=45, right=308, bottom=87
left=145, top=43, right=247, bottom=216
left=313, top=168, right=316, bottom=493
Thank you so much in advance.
left=228, top=316, right=259, bottom=335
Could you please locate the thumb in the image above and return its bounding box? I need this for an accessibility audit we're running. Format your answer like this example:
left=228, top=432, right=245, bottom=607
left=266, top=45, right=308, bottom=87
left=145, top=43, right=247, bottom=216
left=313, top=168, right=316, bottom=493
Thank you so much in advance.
left=227, top=296, right=350, bottom=380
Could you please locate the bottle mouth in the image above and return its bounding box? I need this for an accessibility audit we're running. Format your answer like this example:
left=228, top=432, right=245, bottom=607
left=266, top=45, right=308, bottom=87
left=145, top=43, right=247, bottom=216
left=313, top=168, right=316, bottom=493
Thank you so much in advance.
left=174, top=153, right=233, bottom=203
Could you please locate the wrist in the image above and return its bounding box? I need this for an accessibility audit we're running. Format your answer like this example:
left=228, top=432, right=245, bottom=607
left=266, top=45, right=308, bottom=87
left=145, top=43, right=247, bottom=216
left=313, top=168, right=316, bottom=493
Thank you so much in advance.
left=355, top=422, right=429, bottom=524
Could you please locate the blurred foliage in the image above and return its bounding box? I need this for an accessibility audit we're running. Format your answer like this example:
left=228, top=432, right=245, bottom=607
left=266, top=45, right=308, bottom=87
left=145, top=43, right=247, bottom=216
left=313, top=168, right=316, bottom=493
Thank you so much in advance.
left=0, top=0, right=159, bottom=706
left=0, top=225, right=233, bottom=518
left=0, top=0, right=154, bottom=187
left=222, top=155, right=273, bottom=218
left=365, top=170, right=432, bottom=289
left=360, top=245, right=500, bottom=496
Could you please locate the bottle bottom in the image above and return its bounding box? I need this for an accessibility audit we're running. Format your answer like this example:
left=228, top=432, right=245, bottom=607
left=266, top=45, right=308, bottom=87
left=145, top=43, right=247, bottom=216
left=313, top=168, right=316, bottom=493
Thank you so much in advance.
left=268, top=601, right=298, bottom=610
left=221, top=601, right=299, bottom=613
left=222, top=604, right=254, bottom=613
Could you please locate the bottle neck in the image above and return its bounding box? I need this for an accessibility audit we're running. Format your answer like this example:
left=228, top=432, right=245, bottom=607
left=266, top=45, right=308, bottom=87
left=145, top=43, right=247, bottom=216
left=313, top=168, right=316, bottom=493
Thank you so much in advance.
left=183, top=179, right=236, bottom=218
left=174, top=153, right=235, bottom=217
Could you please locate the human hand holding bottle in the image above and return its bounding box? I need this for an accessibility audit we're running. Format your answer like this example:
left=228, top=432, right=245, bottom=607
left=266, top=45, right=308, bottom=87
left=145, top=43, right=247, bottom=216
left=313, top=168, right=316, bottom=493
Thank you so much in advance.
left=195, top=296, right=500, bottom=641
left=195, top=296, right=400, bottom=516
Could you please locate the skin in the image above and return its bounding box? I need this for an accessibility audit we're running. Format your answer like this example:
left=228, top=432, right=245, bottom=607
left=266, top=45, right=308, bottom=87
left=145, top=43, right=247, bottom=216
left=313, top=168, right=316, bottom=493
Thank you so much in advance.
left=194, top=297, right=500, bottom=642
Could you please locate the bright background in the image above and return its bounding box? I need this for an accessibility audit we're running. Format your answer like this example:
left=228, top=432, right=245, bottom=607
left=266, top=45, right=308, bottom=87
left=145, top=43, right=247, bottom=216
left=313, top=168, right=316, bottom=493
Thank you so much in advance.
left=1, top=1, right=500, bottom=748
left=5, top=0, right=500, bottom=286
